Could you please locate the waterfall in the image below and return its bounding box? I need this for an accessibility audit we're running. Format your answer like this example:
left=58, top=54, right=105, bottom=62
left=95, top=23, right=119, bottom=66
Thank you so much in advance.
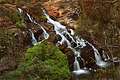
left=17, top=8, right=49, bottom=45
left=17, top=7, right=120, bottom=79
left=40, top=26, right=49, bottom=39
left=28, top=29, right=37, bottom=45
left=74, top=57, right=80, bottom=70
left=43, top=9, right=90, bottom=76
left=85, top=41, right=109, bottom=68
left=43, top=10, right=110, bottom=68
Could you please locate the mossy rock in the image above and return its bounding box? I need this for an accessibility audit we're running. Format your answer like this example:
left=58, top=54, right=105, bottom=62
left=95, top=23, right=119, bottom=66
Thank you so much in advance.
left=2, top=41, right=71, bottom=80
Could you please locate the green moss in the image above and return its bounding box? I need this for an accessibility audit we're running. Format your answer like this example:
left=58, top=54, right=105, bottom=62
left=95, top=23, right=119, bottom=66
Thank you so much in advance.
left=2, top=41, right=70, bottom=80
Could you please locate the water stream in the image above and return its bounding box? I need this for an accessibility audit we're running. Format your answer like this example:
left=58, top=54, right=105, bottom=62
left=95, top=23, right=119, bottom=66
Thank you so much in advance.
left=18, top=8, right=49, bottom=45
left=17, top=8, right=120, bottom=79
left=28, top=29, right=37, bottom=45
left=43, top=9, right=109, bottom=74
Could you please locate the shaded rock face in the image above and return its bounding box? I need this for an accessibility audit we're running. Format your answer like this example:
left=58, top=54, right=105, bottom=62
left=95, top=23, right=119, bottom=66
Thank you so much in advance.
left=0, top=28, right=30, bottom=74
left=0, top=4, right=32, bottom=74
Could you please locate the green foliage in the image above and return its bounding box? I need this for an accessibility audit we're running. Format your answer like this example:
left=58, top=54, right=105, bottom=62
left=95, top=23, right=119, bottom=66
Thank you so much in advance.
left=9, top=11, right=25, bottom=29
left=2, top=42, right=70, bottom=80
left=0, top=6, right=25, bottom=29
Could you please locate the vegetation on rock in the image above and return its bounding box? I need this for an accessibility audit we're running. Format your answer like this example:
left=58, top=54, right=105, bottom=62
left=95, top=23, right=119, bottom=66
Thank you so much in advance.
left=1, top=41, right=70, bottom=80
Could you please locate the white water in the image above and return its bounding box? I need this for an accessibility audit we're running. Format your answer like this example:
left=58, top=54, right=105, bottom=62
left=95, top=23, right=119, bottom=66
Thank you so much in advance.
left=43, top=10, right=90, bottom=75
left=102, top=50, right=110, bottom=61
left=28, top=29, right=37, bottom=45
left=86, top=41, right=109, bottom=68
left=74, top=57, right=80, bottom=70
left=18, top=8, right=49, bottom=45
left=18, top=8, right=23, bottom=13
left=43, top=9, right=111, bottom=74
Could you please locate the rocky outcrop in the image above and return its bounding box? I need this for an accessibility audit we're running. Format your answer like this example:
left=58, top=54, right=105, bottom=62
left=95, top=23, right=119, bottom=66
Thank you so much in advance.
left=0, top=4, right=30, bottom=74
left=42, top=0, right=81, bottom=29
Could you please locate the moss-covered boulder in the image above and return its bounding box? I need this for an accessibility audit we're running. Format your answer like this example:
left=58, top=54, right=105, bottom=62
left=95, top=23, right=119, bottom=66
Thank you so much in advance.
left=1, top=41, right=71, bottom=80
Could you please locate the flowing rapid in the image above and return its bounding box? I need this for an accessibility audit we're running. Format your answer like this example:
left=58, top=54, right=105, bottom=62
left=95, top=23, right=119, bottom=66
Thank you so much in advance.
left=17, top=7, right=120, bottom=79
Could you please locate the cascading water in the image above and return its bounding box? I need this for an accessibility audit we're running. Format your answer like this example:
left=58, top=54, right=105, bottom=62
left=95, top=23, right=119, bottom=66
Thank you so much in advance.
left=17, top=8, right=49, bottom=45
left=85, top=41, right=110, bottom=68
left=28, top=29, right=37, bottom=45
left=74, top=57, right=80, bottom=70
left=17, top=7, right=120, bottom=79
left=43, top=9, right=90, bottom=75
left=42, top=9, right=112, bottom=72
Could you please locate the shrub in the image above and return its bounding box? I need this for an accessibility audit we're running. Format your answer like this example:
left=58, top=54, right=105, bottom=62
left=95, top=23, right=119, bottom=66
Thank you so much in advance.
left=2, top=41, right=71, bottom=80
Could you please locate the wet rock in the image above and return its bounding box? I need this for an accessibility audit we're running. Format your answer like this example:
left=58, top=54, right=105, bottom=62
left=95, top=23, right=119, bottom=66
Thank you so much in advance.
left=81, top=45, right=97, bottom=68
left=34, top=28, right=43, bottom=41
left=47, top=32, right=57, bottom=44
